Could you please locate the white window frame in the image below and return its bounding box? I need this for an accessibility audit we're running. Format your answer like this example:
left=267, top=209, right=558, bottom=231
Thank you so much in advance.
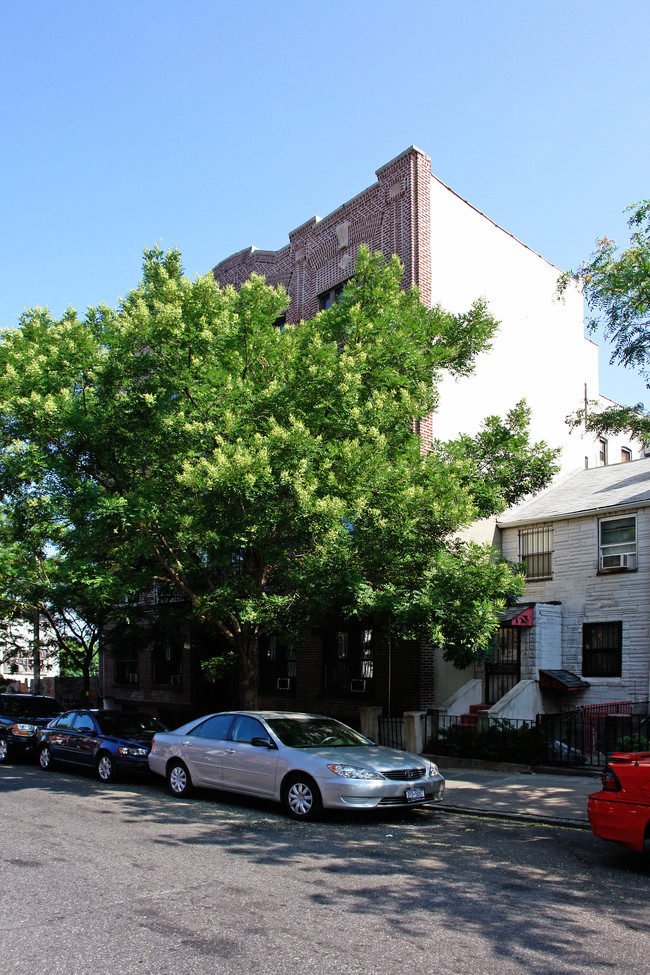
left=599, top=514, right=637, bottom=572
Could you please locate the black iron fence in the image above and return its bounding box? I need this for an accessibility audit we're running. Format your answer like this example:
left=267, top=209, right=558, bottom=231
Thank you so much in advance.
left=424, top=702, right=650, bottom=768
left=425, top=714, right=546, bottom=765
left=378, top=715, right=405, bottom=750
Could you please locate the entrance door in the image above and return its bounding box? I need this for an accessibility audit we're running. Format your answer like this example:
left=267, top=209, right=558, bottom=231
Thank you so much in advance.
left=485, top=626, right=521, bottom=705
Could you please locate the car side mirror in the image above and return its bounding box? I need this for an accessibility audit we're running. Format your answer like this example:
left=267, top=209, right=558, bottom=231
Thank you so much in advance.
left=251, top=737, right=276, bottom=749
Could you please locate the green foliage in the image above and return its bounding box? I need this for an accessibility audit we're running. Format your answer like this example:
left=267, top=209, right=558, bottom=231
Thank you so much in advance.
left=431, top=719, right=547, bottom=765
left=434, top=401, right=560, bottom=514
left=201, top=651, right=237, bottom=682
left=560, top=200, right=650, bottom=438
left=614, top=734, right=650, bottom=752
left=0, top=246, right=559, bottom=705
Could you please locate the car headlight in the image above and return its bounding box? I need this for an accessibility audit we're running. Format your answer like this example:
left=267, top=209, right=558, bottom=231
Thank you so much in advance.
left=426, top=761, right=440, bottom=778
left=327, top=764, right=384, bottom=780
left=12, top=723, right=38, bottom=737
left=117, top=746, right=148, bottom=758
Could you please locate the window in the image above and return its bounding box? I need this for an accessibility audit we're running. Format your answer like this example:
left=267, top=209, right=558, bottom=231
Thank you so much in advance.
left=152, top=634, right=183, bottom=687
left=231, top=715, right=267, bottom=743
left=114, top=649, right=139, bottom=685
left=621, top=447, right=632, bottom=463
left=324, top=626, right=374, bottom=694
left=583, top=622, right=622, bottom=677
left=51, top=712, right=76, bottom=730
left=519, top=525, right=554, bottom=580
left=598, top=438, right=608, bottom=466
left=74, top=714, right=97, bottom=734
left=259, top=636, right=297, bottom=692
left=599, top=515, right=637, bottom=571
left=317, top=281, right=348, bottom=311
left=192, top=714, right=234, bottom=740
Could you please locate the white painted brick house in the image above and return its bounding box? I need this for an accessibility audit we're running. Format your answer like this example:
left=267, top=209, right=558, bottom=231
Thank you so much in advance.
left=489, top=458, right=650, bottom=720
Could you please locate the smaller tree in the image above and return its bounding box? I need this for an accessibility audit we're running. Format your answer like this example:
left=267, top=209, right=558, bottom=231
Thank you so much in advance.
left=0, top=504, right=138, bottom=697
left=559, top=200, right=650, bottom=438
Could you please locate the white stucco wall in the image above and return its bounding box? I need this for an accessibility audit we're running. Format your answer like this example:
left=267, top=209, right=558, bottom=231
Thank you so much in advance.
left=428, top=175, right=638, bottom=475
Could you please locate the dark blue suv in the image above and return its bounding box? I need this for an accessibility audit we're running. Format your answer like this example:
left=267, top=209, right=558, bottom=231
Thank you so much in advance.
left=0, top=694, right=63, bottom=763
left=38, top=709, right=169, bottom=782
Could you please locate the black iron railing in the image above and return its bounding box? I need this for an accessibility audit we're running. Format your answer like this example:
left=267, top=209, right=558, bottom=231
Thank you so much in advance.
left=424, top=703, right=650, bottom=768
left=378, top=715, right=405, bottom=749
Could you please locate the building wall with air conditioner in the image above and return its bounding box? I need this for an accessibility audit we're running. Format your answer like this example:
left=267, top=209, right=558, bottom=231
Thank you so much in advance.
left=499, top=457, right=650, bottom=707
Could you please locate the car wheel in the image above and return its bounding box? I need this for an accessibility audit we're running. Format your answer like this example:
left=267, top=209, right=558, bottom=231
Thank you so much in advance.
left=39, top=744, right=54, bottom=770
left=167, top=760, right=192, bottom=797
left=282, top=774, right=323, bottom=821
left=0, top=737, right=9, bottom=763
left=96, top=752, right=117, bottom=783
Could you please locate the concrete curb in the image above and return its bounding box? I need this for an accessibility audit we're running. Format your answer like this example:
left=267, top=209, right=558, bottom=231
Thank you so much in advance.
left=438, top=803, right=592, bottom=831
left=425, top=754, right=602, bottom=778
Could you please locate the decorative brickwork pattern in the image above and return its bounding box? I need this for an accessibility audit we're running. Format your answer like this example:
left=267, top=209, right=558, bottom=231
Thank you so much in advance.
left=213, top=147, right=433, bottom=322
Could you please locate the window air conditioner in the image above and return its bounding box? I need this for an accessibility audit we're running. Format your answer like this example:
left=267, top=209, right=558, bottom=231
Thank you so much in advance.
left=350, top=679, right=367, bottom=693
left=128, top=673, right=138, bottom=684
left=600, top=553, right=637, bottom=571
left=170, top=674, right=182, bottom=686
left=276, top=677, right=291, bottom=690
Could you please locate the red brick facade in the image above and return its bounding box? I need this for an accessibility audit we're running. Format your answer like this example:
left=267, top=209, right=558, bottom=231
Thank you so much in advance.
left=211, top=146, right=439, bottom=718
left=213, top=146, right=433, bottom=321
left=100, top=148, right=440, bottom=724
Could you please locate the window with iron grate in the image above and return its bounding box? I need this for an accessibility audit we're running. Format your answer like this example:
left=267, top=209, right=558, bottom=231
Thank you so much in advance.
left=518, top=525, right=554, bottom=580
left=583, top=622, right=622, bottom=677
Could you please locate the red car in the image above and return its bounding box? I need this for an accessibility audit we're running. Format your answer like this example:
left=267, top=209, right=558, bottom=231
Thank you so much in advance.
left=588, top=751, right=650, bottom=852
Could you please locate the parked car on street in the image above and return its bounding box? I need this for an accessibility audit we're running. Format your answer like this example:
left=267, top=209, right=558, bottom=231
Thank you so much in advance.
left=148, top=710, right=445, bottom=820
left=38, top=709, right=169, bottom=782
left=0, top=694, right=63, bottom=763
left=588, top=751, right=650, bottom=852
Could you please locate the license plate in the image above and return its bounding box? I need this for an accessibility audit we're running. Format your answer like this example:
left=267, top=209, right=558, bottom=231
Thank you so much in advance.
left=405, top=787, right=425, bottom=802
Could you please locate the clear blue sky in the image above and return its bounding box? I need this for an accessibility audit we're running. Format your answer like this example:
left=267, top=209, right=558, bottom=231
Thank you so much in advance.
left=2, top=0, right=648, bottom=408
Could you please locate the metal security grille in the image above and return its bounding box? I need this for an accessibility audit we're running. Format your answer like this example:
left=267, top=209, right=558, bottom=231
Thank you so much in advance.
left=519, top=525, right=554, bottom=580
left=582, top=622, right=622, bottom=677
left=485, top=626, right=521, bottom=705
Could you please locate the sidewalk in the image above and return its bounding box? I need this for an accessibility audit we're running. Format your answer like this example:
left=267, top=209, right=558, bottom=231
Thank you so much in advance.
left=436, top=762, right=600, bottom=828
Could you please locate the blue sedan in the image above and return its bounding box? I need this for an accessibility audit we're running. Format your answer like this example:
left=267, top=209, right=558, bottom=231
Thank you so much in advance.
left=38, top=709, right=169, bottom=782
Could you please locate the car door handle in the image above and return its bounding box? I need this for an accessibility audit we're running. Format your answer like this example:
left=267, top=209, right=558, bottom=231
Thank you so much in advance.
left=225, top=748, right=236, bottom=754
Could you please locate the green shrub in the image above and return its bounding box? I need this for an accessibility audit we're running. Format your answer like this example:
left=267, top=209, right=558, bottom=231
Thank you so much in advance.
left=614, top=734, right=650, bottom=753
left=429, top=719, right=547, bottom=765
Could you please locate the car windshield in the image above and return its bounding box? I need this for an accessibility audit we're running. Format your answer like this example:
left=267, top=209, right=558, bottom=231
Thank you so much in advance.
left=0, top=697, right=61, bottom=718
left=96, top=713, right=169, bottom=737
left=266, top=717, right=371, bottom=748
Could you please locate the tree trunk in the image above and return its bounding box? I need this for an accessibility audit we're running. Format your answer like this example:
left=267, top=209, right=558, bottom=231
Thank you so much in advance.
left=236, top=632, right=259, bottom=709
left=82, top=657, right=91, bottom=703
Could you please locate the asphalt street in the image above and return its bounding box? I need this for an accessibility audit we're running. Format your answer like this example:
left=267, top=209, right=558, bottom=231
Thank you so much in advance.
left=2, top=761, right=650, bottom=975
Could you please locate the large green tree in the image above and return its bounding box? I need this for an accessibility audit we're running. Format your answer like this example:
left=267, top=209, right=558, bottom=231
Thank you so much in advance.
left=0, top=247, right=558, bottom=706
left=559, top=200, right=650, bottom=438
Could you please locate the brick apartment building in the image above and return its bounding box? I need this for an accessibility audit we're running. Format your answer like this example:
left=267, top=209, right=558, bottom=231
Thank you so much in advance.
left=100, top=146, right=640, bottom=726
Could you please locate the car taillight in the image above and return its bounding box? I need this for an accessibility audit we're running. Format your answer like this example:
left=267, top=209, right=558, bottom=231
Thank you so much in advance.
left=602, top=766, right=622, bottom=791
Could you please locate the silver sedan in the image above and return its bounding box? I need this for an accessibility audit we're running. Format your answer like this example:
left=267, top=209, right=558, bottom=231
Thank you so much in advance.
left=148, top=710, right=445, bottom=820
